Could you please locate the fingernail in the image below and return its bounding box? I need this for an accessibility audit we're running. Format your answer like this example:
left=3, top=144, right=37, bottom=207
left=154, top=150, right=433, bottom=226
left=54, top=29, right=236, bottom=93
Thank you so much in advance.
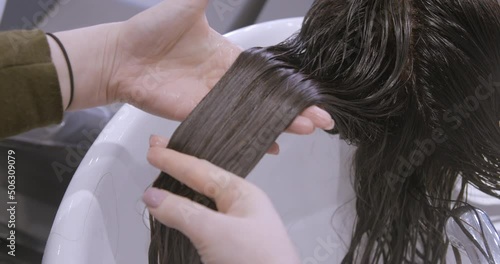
left=269, top=145, right=280, bottom=155
left=311, top=106, right=334, bottom=129
left=149, top=134, right=166, bottom=147
left=326, top=119, right=335, bottom=130
left=143, top=188, right=167, bottom=208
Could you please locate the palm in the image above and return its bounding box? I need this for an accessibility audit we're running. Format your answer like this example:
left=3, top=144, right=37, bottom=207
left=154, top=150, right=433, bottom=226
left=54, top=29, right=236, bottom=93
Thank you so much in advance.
left=112, top=0, right=241, bottom=120
left=109, top=0, right=333, bottom=135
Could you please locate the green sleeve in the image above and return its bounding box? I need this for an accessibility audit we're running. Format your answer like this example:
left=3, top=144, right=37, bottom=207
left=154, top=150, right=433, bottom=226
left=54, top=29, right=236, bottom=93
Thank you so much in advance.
left=0, top=29, right=63, bottom=139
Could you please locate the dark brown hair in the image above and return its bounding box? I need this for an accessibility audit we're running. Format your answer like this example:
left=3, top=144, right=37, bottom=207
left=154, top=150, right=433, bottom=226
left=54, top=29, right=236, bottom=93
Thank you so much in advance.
left=148, top=46, right=322, bottom=264
left=149, top=0, right=500, bottom=263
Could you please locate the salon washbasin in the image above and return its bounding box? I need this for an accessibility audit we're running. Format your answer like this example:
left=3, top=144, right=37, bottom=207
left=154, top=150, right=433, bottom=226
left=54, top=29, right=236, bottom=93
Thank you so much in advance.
left=42, top=18, right=500, bottom=264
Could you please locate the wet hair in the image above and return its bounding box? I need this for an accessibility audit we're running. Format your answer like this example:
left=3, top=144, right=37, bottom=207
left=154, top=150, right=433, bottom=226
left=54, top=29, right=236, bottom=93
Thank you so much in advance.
left=148, top=0, right=500, bottom=263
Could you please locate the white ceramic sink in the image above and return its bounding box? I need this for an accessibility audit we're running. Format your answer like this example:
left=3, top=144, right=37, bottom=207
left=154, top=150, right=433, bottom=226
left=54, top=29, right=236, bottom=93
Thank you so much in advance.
left=42, top=17, right=499, bottom=264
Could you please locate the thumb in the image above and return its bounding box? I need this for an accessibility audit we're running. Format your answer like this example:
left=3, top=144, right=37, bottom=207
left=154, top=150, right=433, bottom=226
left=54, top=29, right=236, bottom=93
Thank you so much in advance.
left=143, top=187, right=219, bottom=242
left=157, top=0, right=210, bottom=15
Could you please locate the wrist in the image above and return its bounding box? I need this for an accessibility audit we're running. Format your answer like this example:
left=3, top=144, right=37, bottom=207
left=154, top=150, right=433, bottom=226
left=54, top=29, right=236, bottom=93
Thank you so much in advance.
left=47, top=33, right=71, bottom=110
left=50, top=22, right=122, bottom=110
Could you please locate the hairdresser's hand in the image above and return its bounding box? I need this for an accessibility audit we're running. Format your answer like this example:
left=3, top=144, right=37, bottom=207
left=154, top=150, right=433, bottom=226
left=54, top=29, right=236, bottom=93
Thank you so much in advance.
left=110, top=0, right=334, bottom=135
left=143, top=135, right=301, bottom=264
left=50, top=0, right=333, bottom=135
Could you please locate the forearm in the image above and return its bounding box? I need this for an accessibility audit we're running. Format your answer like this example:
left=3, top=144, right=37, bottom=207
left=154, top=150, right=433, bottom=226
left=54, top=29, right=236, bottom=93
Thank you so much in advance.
left=48, top=22, right=121, bottom=110
left=0, top=30, right=63, bottom=138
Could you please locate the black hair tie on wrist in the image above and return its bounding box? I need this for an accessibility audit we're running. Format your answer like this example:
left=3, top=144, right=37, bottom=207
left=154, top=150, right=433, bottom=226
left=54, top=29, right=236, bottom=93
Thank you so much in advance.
left=46, top=32, right=74, bottom=110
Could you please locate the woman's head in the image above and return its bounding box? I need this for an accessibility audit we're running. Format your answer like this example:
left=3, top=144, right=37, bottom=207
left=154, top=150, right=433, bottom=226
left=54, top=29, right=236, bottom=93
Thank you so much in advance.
left=293, top=0, right=500, bottom=262
left=281, top=0, right=500, bottom=144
